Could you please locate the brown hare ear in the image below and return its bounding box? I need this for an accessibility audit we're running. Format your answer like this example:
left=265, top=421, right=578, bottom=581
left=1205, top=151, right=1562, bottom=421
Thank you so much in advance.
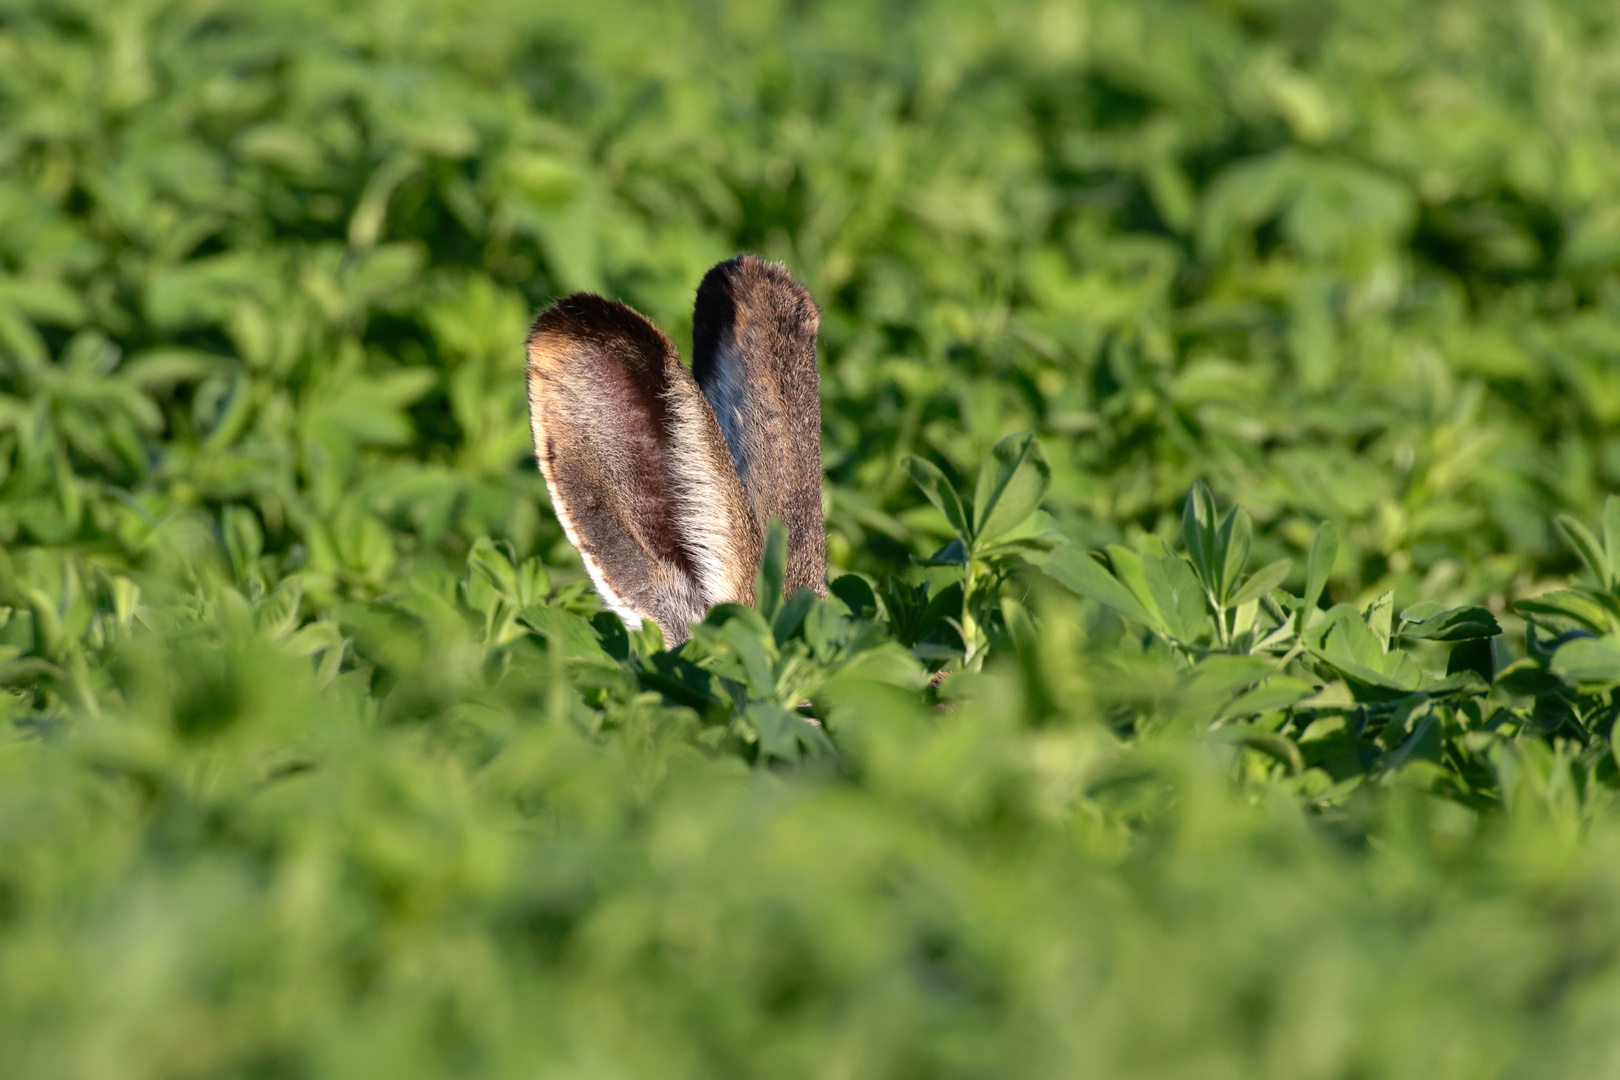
left=526, top=294, right=761, bottom=644
left=691, top=255, right=827, bottom=597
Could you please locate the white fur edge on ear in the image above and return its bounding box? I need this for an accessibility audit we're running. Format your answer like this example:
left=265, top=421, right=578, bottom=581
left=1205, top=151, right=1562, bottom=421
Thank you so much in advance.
left=662, top=383, right=758, bottom=610
left=527, top=395, right=647, bottom=632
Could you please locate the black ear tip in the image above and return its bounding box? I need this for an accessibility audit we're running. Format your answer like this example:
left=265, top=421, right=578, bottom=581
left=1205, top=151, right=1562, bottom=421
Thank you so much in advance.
left=696, top=254, right=756, bottom=291
left=697, top=254, right=813, bottom=305
left=527, top=293, right=673, bottom=368
left=530, top=292, right=636, bottom=335
left=693, top=258, right=819, bottom=355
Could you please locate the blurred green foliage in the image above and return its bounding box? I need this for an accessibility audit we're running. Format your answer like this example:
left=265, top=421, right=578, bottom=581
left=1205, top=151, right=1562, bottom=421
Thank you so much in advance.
left=8, top=0, right=1620, bottom=1075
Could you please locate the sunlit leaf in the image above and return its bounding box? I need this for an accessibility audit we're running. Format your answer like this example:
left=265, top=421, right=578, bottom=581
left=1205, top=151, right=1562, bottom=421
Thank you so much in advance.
left=905, top=455, right=971, bottom=540
left=1557, top=513, right=1611, bottom=589
left=1229, top=557, right=1292, bottom=608
left=1551, top=636, right=1620, bottom=686
left=972, top=433, right=1051, bottom=546
left=1398, top=604, right=1501, bottom=641
left=1043, top=547, right=1158, bottom=629
left=1301, top=521, right=1338, bottom=627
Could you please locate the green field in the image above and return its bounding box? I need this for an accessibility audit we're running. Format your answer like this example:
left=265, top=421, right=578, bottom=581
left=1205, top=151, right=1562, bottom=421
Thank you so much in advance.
left=6, top=0, right=1620, bottom=1075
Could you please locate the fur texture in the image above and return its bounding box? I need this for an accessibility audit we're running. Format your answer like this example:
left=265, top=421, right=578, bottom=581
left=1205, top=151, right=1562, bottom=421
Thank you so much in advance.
left=692, top=256, right=827, bottom=596
left=526, top=258, right=824, bottom=643
left=525, top=294, right=760, bottom=642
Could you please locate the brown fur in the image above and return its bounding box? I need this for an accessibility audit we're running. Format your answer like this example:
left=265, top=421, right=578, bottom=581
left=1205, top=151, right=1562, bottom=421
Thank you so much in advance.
left=525, top=258, right=825, bottom=644
left=692, top=256, right=827, bottom=596
left=526, top=295, right=759, bottom=643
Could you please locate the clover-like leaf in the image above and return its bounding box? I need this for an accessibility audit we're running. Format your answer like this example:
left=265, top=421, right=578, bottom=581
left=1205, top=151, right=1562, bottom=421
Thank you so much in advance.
left=905, top=456, right=971, bottom=541
left=1556, top=513, right=1610, bottom=590
left=1229, top=558, right=1292, bottom=608
left=972, top=433, right=1050, bottom=546
left=1551, top=635, right=1620, bottom=685
left=1302, top=521, right=1339, bottom=622
left=1043, top=547, right=1158, bottom=630
left=1398, top=604, right=1501, bottom=642
left=754, top=518, right=789, bottom=624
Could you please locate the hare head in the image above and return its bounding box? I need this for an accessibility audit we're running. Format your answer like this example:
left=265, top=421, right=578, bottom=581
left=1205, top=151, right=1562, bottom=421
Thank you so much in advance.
left=525, top=255, right=826, bottom=644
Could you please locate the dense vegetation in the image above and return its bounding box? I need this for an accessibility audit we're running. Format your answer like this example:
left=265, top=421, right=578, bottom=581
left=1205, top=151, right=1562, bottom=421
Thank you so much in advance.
left=6, top=0, right=1620, bottom=1074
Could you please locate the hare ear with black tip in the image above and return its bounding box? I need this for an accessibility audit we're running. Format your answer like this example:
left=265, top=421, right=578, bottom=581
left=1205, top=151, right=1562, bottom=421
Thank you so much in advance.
left=692, top=255, right=827, bottom=597
left=525, top=257, right=825, bottom=645
left=525, top=293, right=761, bottom=644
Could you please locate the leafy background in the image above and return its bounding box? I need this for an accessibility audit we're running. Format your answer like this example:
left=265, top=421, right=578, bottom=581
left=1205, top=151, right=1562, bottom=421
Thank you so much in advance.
left=7, top=0, right=1620, bottom=1075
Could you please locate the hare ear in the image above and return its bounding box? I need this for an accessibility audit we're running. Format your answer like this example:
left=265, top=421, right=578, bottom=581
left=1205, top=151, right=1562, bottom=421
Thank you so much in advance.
left=692, top=256, right=827, bottom=597
left=526, top=294, right=761, bottom=644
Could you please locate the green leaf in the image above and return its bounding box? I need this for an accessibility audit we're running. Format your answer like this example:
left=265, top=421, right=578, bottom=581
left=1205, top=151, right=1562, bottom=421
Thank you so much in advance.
left=1309, top=604, right=1380, bottom=668
left=1379, top=706, right=1442, bottom=775
left=1364, top=592, right=1394, bottom=653
left=1495, top=658, right=1567, bottom=698
left=828, top=575, right=878, bottom=619
left=1181, top=481, right=1220, bottom=596
left=1000, top=595, right=1039, bottom=654
left=749, top=702, right=834, bottom=761
left=1606, top=494, right=1620, bottom=588
left=1142, top=545, right=1209, bottom=643
left=1398, top=604, right=1501, bottom=641
left=1556, top=513, right=1610, bottom=589
left=693, top=605, right=778, bottom=697
left=723, top=618, right=778, bottom=698
left=1228, top=558, right=1292, bottom=608
left=1217, top=508, right=1253, bottom=605
left=1398, top=600, right=1445, bottom=623
left=221, top=505, right=263, bottom=583
left=1446, top=638, right=1495, bottom=683
left=904, top=456, right=970, bottom=540
left=1219, top=727, right=1305, bottom=775
left=1105, top=545, right=1167, bottom=631
left=122, top=348, right=227, bottom=389
left=1184, top=655, right=1272, bottom=702
left=1513, top=590, right=1611, bottom=635
left=108, top=576, right=140, bottom=632
left=467, top=537, right=519, bottom=598
left=1220, top=676, right=1318, bottom=718
left=973, top=509, right=1067, bottom=562
left=916, top=537, right=969, bottom=567
left=1550, top=636, right=1620, bottom=685
left=284, top=621, right=345, bottom=659
left=254, top=578, right=303, bottom=642
left=973, top=535, right=1066, bottom=563
left=754, top=518, right=788, bottom=624
left=516, top=560, right=551, bottom=608
left=636, top=649, right=717, bottom=709
left=1302, top=521, right=1339, bottom=622
left=1043, top=547, right=1158, bottom=629
left=971, top=433, right=1051, bottom=546
left=1324, top=662, right=1424, bottom=703
left=25, top=589, right=63, bottom=660
left=773, top=587, right=817, bottom=646
left=520, top=606, right=613, bottom=664
left=633, top=619, right=666, bottom=657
